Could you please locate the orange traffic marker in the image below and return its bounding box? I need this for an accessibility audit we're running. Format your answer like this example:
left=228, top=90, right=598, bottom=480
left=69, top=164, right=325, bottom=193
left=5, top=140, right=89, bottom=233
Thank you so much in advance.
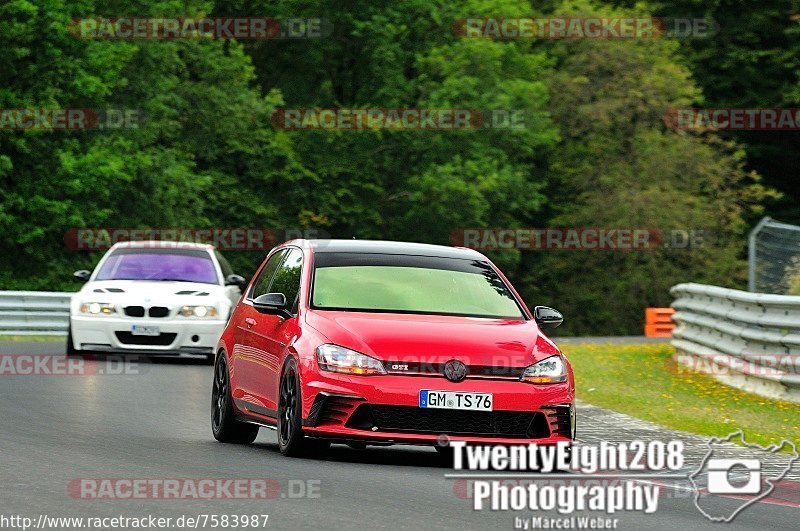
left=645, top=307, right=675, bottom=337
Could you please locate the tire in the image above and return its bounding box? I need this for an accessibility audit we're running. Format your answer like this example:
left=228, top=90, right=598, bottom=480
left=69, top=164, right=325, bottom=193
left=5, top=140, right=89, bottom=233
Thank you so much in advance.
left=65, top=324, right=83, bottom=358
left=211, top=353, right=259, bottom=444
left=278, top=358, right=328, bottom=457
left=435, top=444, right=455, bottom=465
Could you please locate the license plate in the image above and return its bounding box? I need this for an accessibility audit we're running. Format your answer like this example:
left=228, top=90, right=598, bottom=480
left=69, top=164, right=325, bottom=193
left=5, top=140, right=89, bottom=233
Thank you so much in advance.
left=131, top=325, right=160, bottom=336
left=419, top=390, right=493, bottom=411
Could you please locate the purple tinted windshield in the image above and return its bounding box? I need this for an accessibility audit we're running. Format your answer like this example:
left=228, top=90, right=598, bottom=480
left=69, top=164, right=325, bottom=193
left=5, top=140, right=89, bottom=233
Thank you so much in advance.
left=95, top=249, right=219, bottom=284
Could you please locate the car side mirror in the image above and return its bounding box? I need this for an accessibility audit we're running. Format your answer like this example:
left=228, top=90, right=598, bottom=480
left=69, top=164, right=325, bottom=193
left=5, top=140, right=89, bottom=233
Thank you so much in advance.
left=253, top=292, right=289, bottom=316
left=225, top=274, right=247, bottom=289
left=73, top=270, right=91, bottom=282
left=534, top=306, right=563, bottom=329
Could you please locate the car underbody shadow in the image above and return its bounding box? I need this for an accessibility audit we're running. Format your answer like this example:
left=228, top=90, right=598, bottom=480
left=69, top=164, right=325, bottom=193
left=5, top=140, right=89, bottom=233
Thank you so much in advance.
left=251, top=439, right=450, bottom=468
left=67, top=351, right=211, bottom=366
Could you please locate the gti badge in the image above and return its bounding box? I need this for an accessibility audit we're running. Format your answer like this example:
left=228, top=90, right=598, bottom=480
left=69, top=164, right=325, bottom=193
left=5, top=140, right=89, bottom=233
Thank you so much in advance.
left=443, top=360, right=467, bottom=382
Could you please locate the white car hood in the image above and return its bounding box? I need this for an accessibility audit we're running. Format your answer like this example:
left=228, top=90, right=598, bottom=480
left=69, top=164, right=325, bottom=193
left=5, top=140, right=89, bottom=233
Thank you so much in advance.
left=74, top=279, right=229, bottom=310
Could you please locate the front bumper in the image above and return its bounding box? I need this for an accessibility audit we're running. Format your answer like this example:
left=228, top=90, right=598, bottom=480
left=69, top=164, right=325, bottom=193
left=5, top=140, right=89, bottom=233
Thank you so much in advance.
left=299, top=369, right=576, bottom=445
left=70, top=315, right=225, bottom=356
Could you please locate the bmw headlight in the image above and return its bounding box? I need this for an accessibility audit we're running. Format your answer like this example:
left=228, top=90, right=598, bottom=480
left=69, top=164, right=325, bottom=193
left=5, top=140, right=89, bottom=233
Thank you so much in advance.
left=179, top=305, right=218, bottom=318
left=316, top=344, right=386, bottom=376
left=520, top=355, right=567, bottom=384
left=79, top=302, right=115, bottom=315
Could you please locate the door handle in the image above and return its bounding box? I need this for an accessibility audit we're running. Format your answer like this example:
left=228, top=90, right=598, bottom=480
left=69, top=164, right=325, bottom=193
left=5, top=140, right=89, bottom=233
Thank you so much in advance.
left=244, top=317, right=256, bottom=328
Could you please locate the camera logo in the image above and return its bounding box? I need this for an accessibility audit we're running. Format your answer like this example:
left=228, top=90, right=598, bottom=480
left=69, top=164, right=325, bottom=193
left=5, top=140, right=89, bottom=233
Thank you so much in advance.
left=706, top=458, right=761, bottom=494
left=689, top=430, right=799, bottom=522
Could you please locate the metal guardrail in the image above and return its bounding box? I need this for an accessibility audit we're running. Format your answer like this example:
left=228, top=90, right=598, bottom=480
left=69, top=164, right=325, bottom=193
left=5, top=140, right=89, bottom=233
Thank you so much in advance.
left=1, top=285, right=798, bottom=403
left=0, top=291, right=71, bottom=336
left=670, top=282, right=800, bottom=402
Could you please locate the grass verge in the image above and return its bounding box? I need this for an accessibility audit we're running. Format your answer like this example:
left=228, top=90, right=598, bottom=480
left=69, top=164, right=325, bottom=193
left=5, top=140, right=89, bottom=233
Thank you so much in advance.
left=562, top=342, right=799, bottom=449
left=0, top=335, right=65, bottom=342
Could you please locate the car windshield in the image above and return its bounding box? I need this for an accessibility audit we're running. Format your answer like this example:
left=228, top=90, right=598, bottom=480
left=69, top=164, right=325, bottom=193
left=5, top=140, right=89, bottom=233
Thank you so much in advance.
left=95, top=248, right=219, bottom=284
left=311, top=253, right=524, bottom=319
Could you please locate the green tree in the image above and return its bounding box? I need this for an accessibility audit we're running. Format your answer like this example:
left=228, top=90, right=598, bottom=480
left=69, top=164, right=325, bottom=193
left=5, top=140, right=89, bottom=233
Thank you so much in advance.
left=218, top=0, right=560, bottom=276
left=612, top=0, right=800, bottom=221
left=0, top=0, right=300, bottom=288
left=522, top=0, right=776, bottom=334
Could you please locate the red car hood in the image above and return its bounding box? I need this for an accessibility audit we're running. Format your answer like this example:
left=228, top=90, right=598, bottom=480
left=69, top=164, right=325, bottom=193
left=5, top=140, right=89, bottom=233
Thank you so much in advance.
left=305, top=310, right=561, bottom=368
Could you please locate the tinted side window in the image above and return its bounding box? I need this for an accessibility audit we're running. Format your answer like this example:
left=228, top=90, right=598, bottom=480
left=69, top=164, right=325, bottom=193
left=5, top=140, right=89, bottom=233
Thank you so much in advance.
left=250, top=250, right=286, bottom=299
left=270, top=248, right=303, bottom=310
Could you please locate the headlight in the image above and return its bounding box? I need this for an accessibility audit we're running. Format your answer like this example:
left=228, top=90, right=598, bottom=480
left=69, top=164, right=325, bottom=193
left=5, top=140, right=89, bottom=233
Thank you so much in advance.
left=520, top=355, right=567, bottom=384
left=180, top=305, right=218, bottom=318
left=316, top=344, right=386, bottom=376
left=79, top=302, right=115, bottom=315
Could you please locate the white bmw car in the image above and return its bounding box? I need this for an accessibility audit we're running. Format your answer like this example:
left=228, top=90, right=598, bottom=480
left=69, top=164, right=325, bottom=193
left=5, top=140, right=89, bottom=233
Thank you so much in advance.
left=68, top=241, right=246, bottom=362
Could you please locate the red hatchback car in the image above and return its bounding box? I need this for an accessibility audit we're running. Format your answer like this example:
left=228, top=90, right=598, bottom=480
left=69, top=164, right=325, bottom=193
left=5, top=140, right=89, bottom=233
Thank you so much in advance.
left=211, top=240, right=576, bottom=456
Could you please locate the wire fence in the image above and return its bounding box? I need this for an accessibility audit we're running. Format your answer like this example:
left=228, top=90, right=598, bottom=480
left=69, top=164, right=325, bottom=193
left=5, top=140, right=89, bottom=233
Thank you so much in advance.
left=748, top=216, right=800, bottom=294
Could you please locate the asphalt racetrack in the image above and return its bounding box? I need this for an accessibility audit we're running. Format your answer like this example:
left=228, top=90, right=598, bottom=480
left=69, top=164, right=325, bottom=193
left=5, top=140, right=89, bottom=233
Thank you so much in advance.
left=1, top=341, right=797, bottom=530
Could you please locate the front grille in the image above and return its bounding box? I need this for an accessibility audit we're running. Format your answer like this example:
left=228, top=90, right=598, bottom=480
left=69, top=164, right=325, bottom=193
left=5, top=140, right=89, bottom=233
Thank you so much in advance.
left=115, top=331, right=176, bottom=346
left=148, top=306, right=169, bottom=318
left=123, top=306, right=170, bottom=318
left=123, top=306, right=145, bottom=317
left=346, top=405, right=547, bottom=438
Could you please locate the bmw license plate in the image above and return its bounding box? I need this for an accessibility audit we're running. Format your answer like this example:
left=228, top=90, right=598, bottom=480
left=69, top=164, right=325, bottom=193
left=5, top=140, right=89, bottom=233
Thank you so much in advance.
left=419, top=390, right=493, bottom=411
left=131, top=325, right=160, bottom=336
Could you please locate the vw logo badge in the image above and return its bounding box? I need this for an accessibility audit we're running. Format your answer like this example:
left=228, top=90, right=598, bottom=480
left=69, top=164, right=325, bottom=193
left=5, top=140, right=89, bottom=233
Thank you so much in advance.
left=443, top=360, right=468, bottom=383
